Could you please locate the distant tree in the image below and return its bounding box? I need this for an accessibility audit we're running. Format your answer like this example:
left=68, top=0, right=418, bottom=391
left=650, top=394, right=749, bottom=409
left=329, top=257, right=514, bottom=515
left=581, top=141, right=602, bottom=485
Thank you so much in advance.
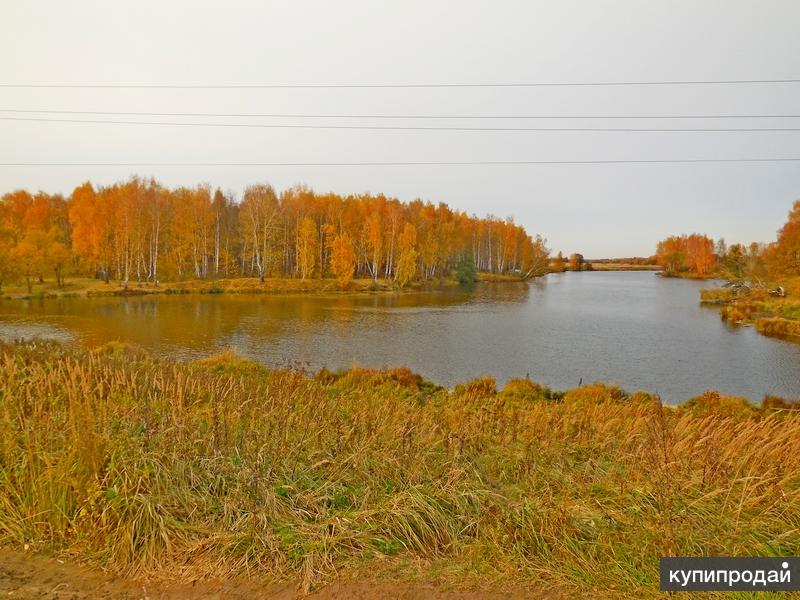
left=297, top=217, right=317, bottom=279
left=456, top=250, right=477, bottom=284
left=552, top=251, right=566, bottom=273
left=365, top=214, right=383, bottom=281
left=569, top=253, right=584, bottom=271
left=330, top=232, right=356, bottom=288
left=0, top=226, right=15, bottom=292
left=11, top=232, right=46, bottom=294
left=771, top=200, right=800, bottom=276
left=520, top=234, right=550, bottom=277
left=47, top=234, right=70, bottom=288
left=656, top=237, right=687, bottom=274
left=7, top=177, right=553, bottom=287
left=69, top=182, right=113, bottom=283
left=724, top=243, right=747, bottom=280
left=395, top=223, right=418, bottom=287
left=239, top=184, right=279, bottom=282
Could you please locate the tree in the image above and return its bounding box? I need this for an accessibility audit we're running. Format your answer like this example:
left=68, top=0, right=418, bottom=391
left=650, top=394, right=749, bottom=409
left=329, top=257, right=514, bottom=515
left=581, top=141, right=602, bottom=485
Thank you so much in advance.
left=395, top=223, right=418, bottom=287
left=456, top=250, right=477, bottom=284
left=330, top=232, right=356, bottom=287
left=11, top=232, right=46, bottom=294
left=239, top=184, right=279, bottom=282
left=771, top=200, right=800, bottom=276
left=520, top=235, right=550, bottom=277
left=552, top=251, right=566, bottom=273
left=69, top=182, right=113, bottom=282
left=8, top=177, right=552, bottom=287
left=46, top=234, right=70, bottom=288
left=569, top=253, right=584, bottom=271
left=365, top=213, right=383, bottom=280
left=724, top=243, right=747, bottom=280
left=0, top=226, right=15, bottom=292
left=297, top=217, right=317, bottom=279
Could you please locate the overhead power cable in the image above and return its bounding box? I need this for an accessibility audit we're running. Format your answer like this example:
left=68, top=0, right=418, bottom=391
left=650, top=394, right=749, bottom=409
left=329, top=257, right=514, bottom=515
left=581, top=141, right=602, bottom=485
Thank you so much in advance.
left=3, top=159, right=800, bottom=167
left=2, top=109, right=800, bottom=120
left=1, top=78, right=800, bottom=89
left=4, top=116, right=800, bottom=132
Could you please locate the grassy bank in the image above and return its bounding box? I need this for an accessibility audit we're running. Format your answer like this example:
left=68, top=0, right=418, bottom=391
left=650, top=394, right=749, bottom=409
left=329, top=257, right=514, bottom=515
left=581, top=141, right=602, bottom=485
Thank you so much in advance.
left=0, top=275, right=468, bottom=301
left=658, top=271, right=718, bottom=280
left=700, top=278, right=800, bottom=342
left=1, top=342, right=799, bottom=597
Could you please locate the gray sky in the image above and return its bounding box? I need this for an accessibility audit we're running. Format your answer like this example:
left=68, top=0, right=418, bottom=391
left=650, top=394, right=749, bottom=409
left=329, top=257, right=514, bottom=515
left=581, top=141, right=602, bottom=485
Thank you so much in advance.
left=2, top=0, right=800, bottom=257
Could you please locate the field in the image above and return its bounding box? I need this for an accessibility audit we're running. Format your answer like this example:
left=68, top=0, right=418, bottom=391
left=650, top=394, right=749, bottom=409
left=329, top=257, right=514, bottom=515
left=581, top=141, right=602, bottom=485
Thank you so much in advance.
left=586, top=263, right=661, bottom=272
left=1, top=341, right=799, bottom=598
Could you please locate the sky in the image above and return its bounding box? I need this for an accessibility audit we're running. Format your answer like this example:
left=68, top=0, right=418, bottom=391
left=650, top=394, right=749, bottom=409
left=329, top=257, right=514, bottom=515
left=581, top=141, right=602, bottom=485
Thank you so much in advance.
left=2, top=0, right=800, bottom=257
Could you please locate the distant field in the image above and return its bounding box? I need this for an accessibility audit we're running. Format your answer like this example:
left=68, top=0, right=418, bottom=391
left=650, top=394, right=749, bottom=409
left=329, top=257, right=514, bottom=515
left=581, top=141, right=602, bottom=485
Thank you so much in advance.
left=588, top=263, right=662, bottom=271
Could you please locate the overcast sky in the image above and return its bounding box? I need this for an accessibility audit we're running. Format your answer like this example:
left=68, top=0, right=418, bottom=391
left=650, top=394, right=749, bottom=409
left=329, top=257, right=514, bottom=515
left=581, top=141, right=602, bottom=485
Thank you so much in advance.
left=2, top=0, right=800, bottom=257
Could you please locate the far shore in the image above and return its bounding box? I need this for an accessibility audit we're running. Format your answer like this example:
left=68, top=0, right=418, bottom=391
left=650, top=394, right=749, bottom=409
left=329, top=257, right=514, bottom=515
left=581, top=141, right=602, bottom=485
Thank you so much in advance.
left=0, top=273, right=534, bottom=301
left=587, top=262, right=662, bottom=271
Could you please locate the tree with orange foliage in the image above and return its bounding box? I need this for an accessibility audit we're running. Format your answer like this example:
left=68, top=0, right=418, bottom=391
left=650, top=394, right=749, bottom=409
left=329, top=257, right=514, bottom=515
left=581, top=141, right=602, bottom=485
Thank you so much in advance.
left=11, top=232, right=46, bottom=293
left=656, top=236, right=687, bottom=274
left=771, top=200, right=800, bottom=276
left=365, top=214, right=383, bottom=281
left=69, top=182, right=113, bottom=282
left=0, top=224, right=15, bottom=292
left=395, top=223, right=418, bottom=287
left=6, top=177, right=550, bottom=287
left=297, top=217, right=317, bottom=279
left=330, top=232, right=356, bottom=287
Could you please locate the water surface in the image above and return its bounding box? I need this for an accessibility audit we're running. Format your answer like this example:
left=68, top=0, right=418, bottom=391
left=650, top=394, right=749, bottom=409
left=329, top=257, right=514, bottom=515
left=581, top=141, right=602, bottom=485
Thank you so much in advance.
left=1, top=271, right=798, bottom=403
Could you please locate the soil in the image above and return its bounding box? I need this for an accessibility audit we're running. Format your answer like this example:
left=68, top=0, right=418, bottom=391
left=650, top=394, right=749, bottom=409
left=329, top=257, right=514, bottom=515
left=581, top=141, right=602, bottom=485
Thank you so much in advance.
left=0, top=550, right=550, bottom=599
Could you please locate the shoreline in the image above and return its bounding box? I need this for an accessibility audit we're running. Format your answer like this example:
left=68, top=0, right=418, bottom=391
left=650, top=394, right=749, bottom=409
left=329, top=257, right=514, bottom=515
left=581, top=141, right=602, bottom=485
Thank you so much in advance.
left=699, top=281, right=800, bottom=343
left=0, top=273, right=533, bottom=302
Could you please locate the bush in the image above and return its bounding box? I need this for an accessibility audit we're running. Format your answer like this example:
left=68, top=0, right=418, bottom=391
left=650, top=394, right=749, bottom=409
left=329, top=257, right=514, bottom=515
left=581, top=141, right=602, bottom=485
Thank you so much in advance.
left=756, top=317, right=800, bottom=339
left=681, top=390, right=759, bottom=418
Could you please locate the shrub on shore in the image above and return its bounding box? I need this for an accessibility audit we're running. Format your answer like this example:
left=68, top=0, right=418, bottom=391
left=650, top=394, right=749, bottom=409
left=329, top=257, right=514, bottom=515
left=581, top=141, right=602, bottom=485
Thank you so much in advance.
left=1, top=341, right=799, bottom=596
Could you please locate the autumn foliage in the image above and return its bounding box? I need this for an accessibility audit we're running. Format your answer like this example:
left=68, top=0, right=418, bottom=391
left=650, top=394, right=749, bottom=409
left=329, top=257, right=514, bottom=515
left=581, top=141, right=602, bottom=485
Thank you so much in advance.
left=655, top=233, right=716, bottom=276
left=0, top=178, right=549, bottom=290
left=656, top=200, right=800, bottom=283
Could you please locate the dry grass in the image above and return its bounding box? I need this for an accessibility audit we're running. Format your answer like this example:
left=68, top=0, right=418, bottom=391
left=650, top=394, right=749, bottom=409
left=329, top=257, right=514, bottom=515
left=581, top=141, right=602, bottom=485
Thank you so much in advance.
left=756, top=316, right=800, bottom=339
left=1, top=342, right=799, bottom=597
left=1, top=276, right=452, bottom=300
left=701, top=280, right=800, bottom=343
left=588, top=263, right=662, bottom=271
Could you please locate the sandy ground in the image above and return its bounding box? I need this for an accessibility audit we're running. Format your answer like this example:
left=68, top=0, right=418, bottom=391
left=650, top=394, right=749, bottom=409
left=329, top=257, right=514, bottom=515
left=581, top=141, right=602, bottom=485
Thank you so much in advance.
left=0, top=550, right=548, bottom=599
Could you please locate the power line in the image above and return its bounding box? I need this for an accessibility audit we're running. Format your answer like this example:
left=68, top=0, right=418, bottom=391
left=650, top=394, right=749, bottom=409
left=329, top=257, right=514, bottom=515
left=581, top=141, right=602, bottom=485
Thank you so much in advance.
left=3, top=109, right=800, bottom=120
left=4, top=116, right=800, bottom=132
left=1, top=78, right=800, bottom=89
left=3, top=159, right=800, bottom=167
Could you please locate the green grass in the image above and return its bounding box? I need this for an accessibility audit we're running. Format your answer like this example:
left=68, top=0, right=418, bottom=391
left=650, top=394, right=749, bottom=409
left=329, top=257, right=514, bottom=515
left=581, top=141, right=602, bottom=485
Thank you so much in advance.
left=1, top=342, right=799, bottom=597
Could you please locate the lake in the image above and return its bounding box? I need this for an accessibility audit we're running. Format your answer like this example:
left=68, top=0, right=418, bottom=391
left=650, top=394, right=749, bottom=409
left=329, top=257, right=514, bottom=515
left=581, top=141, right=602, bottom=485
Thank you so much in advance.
left=1, top=271, right=798, bottom=404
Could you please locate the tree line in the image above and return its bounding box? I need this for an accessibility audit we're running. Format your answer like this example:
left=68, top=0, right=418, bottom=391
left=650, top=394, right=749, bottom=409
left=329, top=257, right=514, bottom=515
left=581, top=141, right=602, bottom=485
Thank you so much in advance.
left=0, top=177, right=550, bottom=292
left=655, top=200, right=800, bottom=281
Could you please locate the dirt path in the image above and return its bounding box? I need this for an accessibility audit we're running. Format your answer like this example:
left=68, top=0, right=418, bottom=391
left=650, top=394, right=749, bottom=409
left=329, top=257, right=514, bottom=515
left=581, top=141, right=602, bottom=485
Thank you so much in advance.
left=0, top=550, right=548, bottom=599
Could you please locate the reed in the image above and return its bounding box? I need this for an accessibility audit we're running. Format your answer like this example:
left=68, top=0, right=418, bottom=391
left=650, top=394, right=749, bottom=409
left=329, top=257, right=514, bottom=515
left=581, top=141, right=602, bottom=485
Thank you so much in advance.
left=1, top=341, right=799, bottom=597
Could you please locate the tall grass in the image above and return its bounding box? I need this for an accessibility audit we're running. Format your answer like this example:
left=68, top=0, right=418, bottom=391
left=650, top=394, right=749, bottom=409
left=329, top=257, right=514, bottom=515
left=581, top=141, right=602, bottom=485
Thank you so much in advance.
left=1, top=341, right=799, bottom=596
left=757, top=316, right=800, bottom=339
